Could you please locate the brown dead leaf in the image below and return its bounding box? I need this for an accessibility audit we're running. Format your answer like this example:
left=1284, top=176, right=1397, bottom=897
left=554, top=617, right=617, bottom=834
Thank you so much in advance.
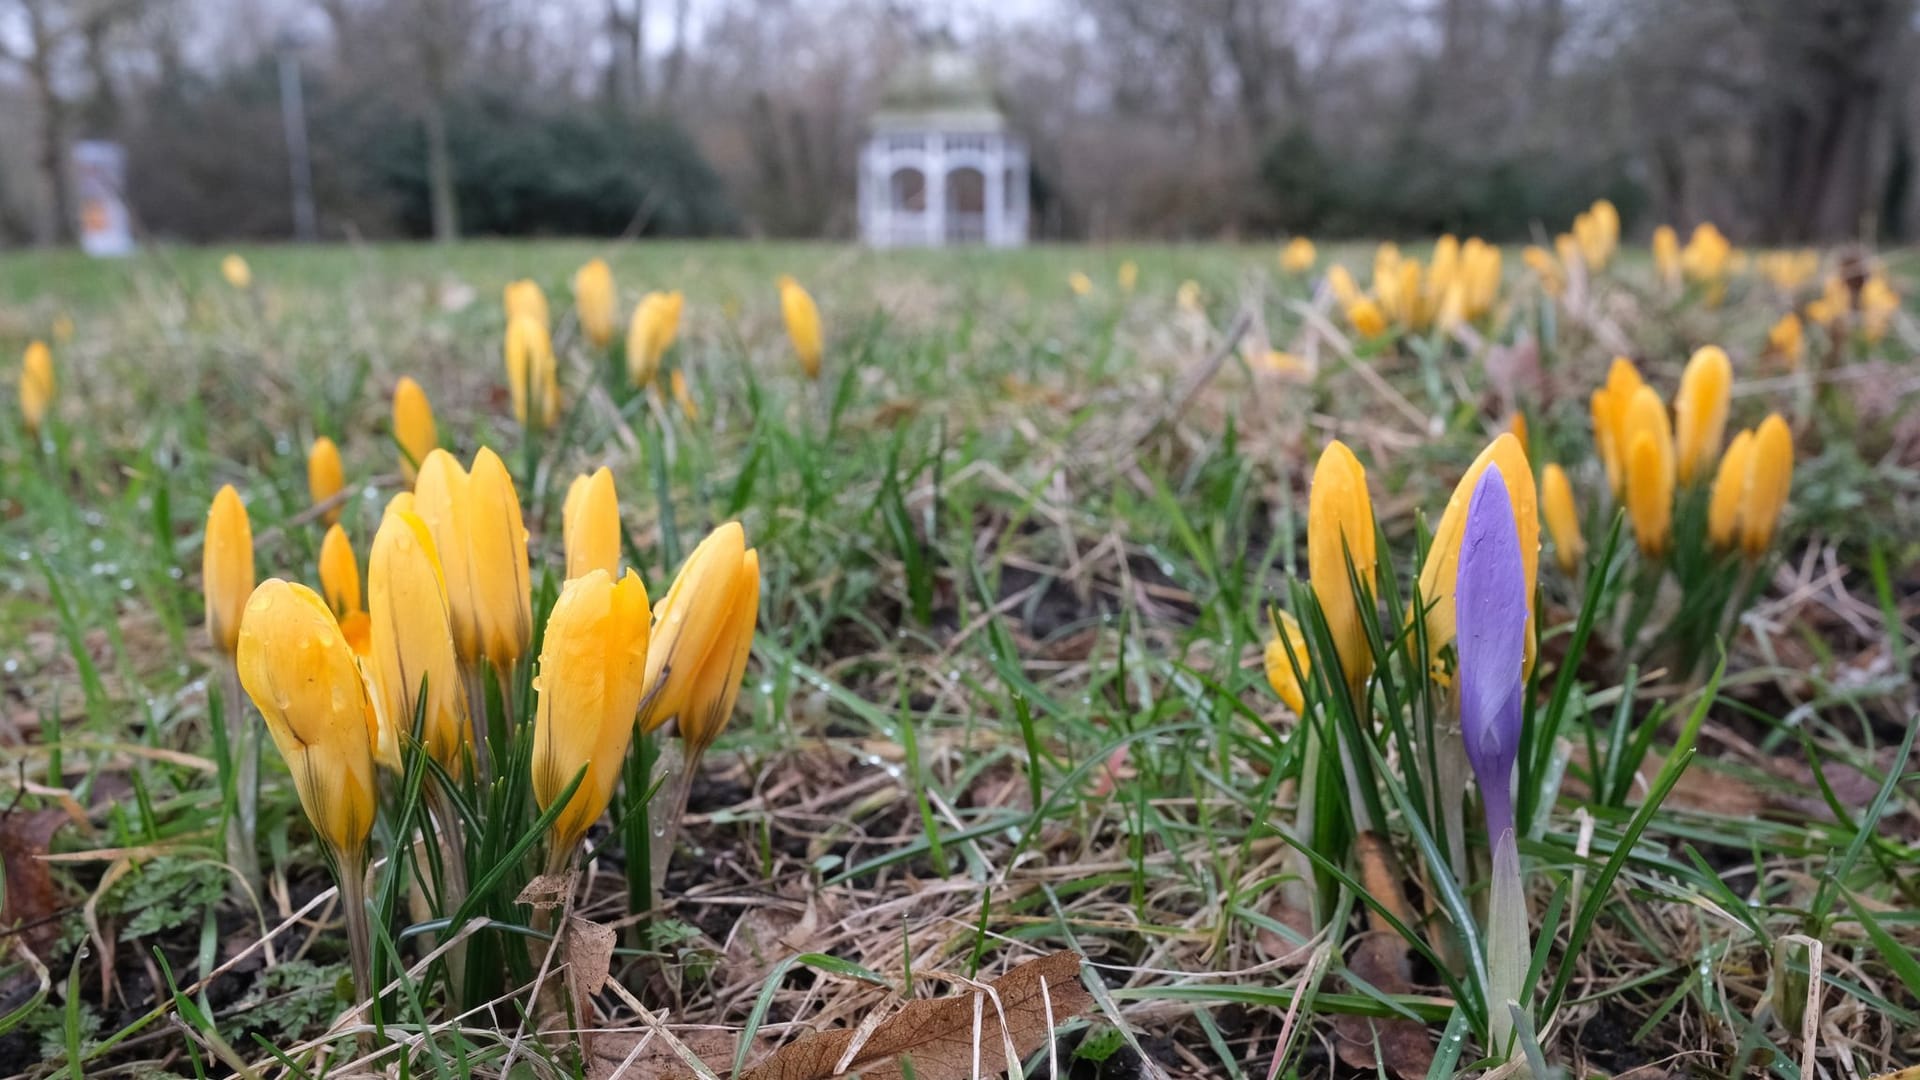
left=1356, top=831, right=1418, bottom=932
left=1, top=809, right=68, bottom=957
left=569, top=916, right=616, bottom=1000
left=739, top=950, right=1091, bottom=1080
left=1333, top=932, right=1435, bottom=1080
left=1254, top=898, right=1315, bottom=964
left=517, top=872, right=575, bottom=910
left=1561, top=748, right=1768, bottom=818
left=590, top=1028, right=739, bottom=1080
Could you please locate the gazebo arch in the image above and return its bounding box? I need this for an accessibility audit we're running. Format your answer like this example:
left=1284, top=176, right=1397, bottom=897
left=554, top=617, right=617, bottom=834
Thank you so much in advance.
left=858, top=49, right=1029, bottom=248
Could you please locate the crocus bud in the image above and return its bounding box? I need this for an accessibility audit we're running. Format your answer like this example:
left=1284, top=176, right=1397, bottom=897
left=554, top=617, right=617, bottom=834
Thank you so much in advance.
left=1739, top=414, right=1793, bottom=558
left=308, top=436, right=345, bottom=525
left=1621, top=386, right=1676, bottom=558
left=504, top=314, right=560, bottom=428
left=1540, top=464, right=1584, bottom=575
left=236, top=579, right=378, bottom=856
left=573, top=258, right=617, bottom=349
left=368, top=504, right=468, bottom=774
left=1346, top=298, right=1388, bottom=340
left=1651, top=225, right=1681, bottom=289
left=1707, top=429, right=1754, bottom=551
left=19, top=340, right=53, bottom=437
left=1508, top=411, right=1529, bottom=460
left=1117, top=260, right=1138, bottom=293
left=671, top=369, right=699, bottom=421
left=222, top=254, right=252, bottom=290
left=1673, top=346, right=1732, bottom=485
left=1522, top=246, right=1563, bottom=297
left=320, top=523, right=370, bottom=658
left=204, top=485, right=255, bottom=657
left=392, top=377, right=437, bottom=485
left=1590, top=357, right=1646, bottom=499
left=640, top=522, right=759, bottom=741
left=1307, top=441, right=1378, bottom=692
left=413, top=450, right=481, bottom=663
left=1263, top=610, right=1311, bottom=715
left=1067, top=271, right=1093, bottom=297
left=626, top=290, right=684, bottom=386
left=1280, top=237, right=1316, bottom=274
left=1326, top=265, right=1359, bottom=307
left=467, top=447, right=531, bottom=672
left=562, top=467, right=621, bottom=581
left=503, top=279, right=549, bottom=330
left=1767, top=313, right=1805, bottom=369
left=777, top=275, right=823, bottom=379
left=1416, top=434, right=1538, bottom=683
left=1455, top=465, right=1528, bottom=839
left=532, top=568, right=652, bottom=852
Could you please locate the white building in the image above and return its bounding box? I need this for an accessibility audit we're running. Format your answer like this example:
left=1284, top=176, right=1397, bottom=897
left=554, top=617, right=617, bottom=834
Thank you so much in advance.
left=858, top=50, right=1029, bottom=248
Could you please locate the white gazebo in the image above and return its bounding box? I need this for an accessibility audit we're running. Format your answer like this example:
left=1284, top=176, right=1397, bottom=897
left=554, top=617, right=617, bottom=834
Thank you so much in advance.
left=858, top=50, right=1029, bottom=248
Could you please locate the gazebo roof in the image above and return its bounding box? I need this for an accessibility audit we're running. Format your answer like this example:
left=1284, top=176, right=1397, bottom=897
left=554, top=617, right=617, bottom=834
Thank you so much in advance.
left=872, top=48, right=1008, bottom=133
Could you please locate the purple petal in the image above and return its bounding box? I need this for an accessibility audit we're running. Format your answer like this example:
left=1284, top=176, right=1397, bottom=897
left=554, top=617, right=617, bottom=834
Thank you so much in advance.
left=1456, top=464, right=1528, bottom=833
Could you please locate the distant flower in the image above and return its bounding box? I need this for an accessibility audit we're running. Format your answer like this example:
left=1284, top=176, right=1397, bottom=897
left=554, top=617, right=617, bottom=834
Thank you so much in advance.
left=1176, top=280, right=1203, bottom=315
left=503, top=279, right=550, bottom=329
left=1117, top=260, right=1139, bottom=294
left=19, top=340, right=53, bottom=438
left=670, top=368, right=699, bottom=420
left=392, top=377, right=438, bottom=486
left=318, top=523, right=369, bottom=657
left=1680, top=223, right=1734, bottom=304
left=626, top=290, right=684, bottom=386
left=1860, top=273, right=1899, bottom=342
left=1280, top=237, right=1317, bottom=274
left=504, top=313, right=560, bottom=428
left=221, top=254, right=252, bottom=290
left=1767, top=313, right=1805, bottom=369
left=50, top=314, right=73, bottom=345
left=1651, top=226, right=1681, bottom=290
left=1326, top=265, right=1360, bottom=307
left=1757, top=250, right=1819, bottom=294
left=1346, top=297, right=1388, bottom=340
left=1508, top=411, right=1529, bottom=460
left=1540, top=464, right=1584, bottom=575
left=572, top=259, right=617, bottom=349
left=307, top=436, right=345, bottom=525
left=1588, top=357, right=1645, bottom=499
left=1673, top=346, right=1731, bottom=486
left=1067, top=271, right=1094, bottom=297
left=777, top=275, right=823, bottom=379
left=1522, top=246, right=1563, bottom=297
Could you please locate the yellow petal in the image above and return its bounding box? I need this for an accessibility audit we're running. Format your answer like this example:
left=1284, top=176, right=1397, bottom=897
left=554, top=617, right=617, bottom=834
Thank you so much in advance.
left=467, top=447, right=531, bottom=672
left=1707, top=429, right=1755, bottom=551
left=779, top=276, right=823, bottom=379
left=204, top=485, right=255, bottom=656
left=1263, top=611, right=1310, bottom=714
left=563, top=467, right=622, bottom=581
left=19, top=340, right=53, bottom=436
left=1307, top=441, right=1377, bottom=691
left=413, top=450, right=481, bottom=663
left=573, top=258, right=617, bottom=349
left=392, top=377, right=437, bottom=486
left=368, top=507, right=468, bottom=775
left=318, top=523, right=361, bottom=618
left=532, top=568, right=651, bottom=851
left=236, top=579, right=378, bottom=854
left=1541, top=464, right=1585, bottom=575
left=307, top=436, right=345, bottom=525
left=1740, top=414, right=1794, bottom=557
left=1674, top=346, right=1732, bottom=485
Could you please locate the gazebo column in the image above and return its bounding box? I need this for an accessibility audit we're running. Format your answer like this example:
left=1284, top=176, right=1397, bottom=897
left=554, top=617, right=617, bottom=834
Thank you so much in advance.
left=926, top=136, right=948, bottom=247
left=983, top=138, right=1006, bottom=246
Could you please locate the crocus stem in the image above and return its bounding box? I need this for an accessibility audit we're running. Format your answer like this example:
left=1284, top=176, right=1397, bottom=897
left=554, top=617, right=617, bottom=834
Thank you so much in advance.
left=425, top=783, right=469, bottom=992
left=336, top=846, right=375, bottom=1052
left=462, top=660, right=491, bottom=783
left=222, top=658, right=261, bottom=899
left=1485, top=826, right=1528, bottom=1061
left=648, top=738, right=694, bottom=899
left=1283, top=719, right=1320, bottom=921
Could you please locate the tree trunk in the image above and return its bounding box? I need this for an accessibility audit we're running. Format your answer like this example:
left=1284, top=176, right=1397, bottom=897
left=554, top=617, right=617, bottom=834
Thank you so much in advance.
left=25, top=0, right=73, bottom=245
left=425, top=97, right=458, bottom=242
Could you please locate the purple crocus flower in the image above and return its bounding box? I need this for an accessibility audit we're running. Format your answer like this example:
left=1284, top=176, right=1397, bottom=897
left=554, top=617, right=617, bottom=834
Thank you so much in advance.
left=1455, top=463, right=1528, bottom=840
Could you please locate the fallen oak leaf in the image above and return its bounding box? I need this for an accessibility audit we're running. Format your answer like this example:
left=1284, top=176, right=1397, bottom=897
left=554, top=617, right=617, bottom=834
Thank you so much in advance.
left=1333, top=932, right=1436, bottom=1080
left=739, top=950, right=1091, bottom=1080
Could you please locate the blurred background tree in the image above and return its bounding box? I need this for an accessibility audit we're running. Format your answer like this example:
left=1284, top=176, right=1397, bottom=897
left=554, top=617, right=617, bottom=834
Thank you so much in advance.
left=0, top=0, right=1913, bottom=246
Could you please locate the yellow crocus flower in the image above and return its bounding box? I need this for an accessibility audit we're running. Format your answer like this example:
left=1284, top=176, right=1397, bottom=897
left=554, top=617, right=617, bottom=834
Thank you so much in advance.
left=204, top=485, right=255, bottom=657
left=392, top=376, right=437, bottom=486
left=1067, top=271, right=1094, bottom=297
left=503, top=279, right=550, bottom=329
left=1673, top=345, right=1732, bottom=486
left=1621, top=386, right=1676, bottom=557
left=1767, top=313, right=1805, bottom=369
left=1326, top=265, right=1360, bottom=307
left=307, top=436, right=345, bottom=525
left=19, top=340, right=53, bottom=438
left=532, top=568, right=652, bottom=853
left=562, top=467, right=621, bottom=581
left=467, top=447, right=531, bottom=674
left=1651, top=226, right=1681, bottom=290
left=778, top=275, right=824, bottom=379
left=320, top=523, right=369, bottom=658
left=1540, top=464, right=1584, bottom=575
left=1263, top=610, right=1310, bottom=715
left=368, top=504, right=468, bottom=774
left=1523, top=246, right=1563, bottom=297
left=1281, top=237, right=1317, bottom=274
left=236, top=579, right=378, bottom=856
left=639, top=522, right=760, bottom=741
left=626, top=290, right=684, bottom=386
left=221, top=254, right=253, bottom=290
left=1117, top=260, right=1138, bottom=294
left=670, top=368, right=699, bottom=420
left=1347, top=297, right=1388, bottom=340
left=504, top=313, right=560, bottom=428
left=572, top=258, right=617, bottom=349
left=1740, top=414, right=1794, bottom=557
left=412, top=450, right=481, bottom=664
left=1706, top=429, right=1755, bottom=551
left=1307, top=441, right=1378, bottom=692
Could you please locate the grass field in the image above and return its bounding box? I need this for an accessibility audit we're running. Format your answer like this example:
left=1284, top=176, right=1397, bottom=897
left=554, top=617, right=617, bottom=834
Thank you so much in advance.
left=2, top=235, right=1917, bottom=1079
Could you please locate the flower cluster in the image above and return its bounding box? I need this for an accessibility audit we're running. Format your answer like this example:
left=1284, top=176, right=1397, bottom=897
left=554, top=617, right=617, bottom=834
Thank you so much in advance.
left=1329, top=236, right=1503, bottom=339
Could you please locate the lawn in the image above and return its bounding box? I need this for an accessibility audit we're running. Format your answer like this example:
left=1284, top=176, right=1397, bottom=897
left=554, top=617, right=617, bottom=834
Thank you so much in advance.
left=1, top=234, right=1917, bottom=1079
